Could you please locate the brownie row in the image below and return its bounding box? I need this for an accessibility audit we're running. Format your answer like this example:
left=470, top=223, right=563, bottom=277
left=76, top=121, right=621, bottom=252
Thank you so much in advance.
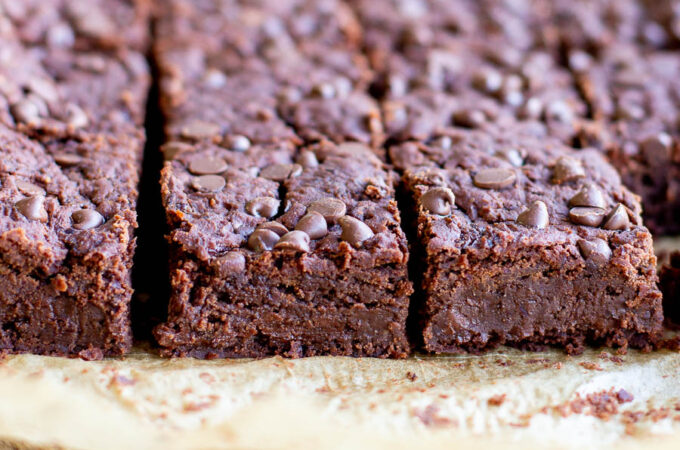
left=0, top=0, right=676, bottom=359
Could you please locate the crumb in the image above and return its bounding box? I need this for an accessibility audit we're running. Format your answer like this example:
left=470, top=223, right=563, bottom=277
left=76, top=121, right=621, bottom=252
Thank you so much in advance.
left=406, top=371, right=417, bottom=382
left=526, top=358, right=550, bottom=364
left=579, top=362, right=603, bottom=371
left=199, top=372, right=216, bottom=384
left=413, top=405, right=455, bottom=427
left=488, top=394, right=506, bottom=406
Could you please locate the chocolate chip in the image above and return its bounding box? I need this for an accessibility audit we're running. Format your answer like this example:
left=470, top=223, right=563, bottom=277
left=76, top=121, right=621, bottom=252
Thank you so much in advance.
left=295, top=212, right=328, bottom=239
left=26, top=78, right=58, bottom=103
left=420, top=187, right=455, bottom=216
left=311, top=82, right=335, bottom=99
left=568, top=50, right=592, bottom=72
left=15, top=180, right=45, bottom=196
left=215, top=251, right=246, bottom=275
left=203, top=69, right=227, bottom=88
left=472, top=69, right=502, bottom=94
left=473, top=168, right=516, bottom=190
left=53, top=153, right=83, bottom=167
left=453, top=109, right=486, bottom=128
left=519, top=97, right=543, bottom=119
left=259, top=163, right=303, bottom=182
left=569, top=206, right=606, bottom=227
left=72, top=209, right=104, bottom=230
left=640, top=133, right=672, bottom=166
left=256, top=221, right=288, bottom=236
left=46, top=22, right=75, bottom=48
left=544, top=100, right=574, bottom=123
left=338, top=216, right=374, bottom=248
left=180, top=121, right=221, bottom=140
left=552, top=156, right=585, bottom=184
left=494, top=148, right=523, bottom=167
left=10, top=99, right=42, bottom=124
left=274, top=230, right=311, bottom=252
left=569, top=184, right=606, bottom=209
left=296, top=150, right=319, bottom=168
left=245, top=197, right=280, bottom=218
left=577, top=238, right=611, bottom=266
left=64, top=103, right=88, bottom=129
left=516, top=200, right=549, bottom=229
left=192, top=174, right=225, bottom=192
left=277, top=87, right=302, bottom=103
left=188, top=156, right=228, bottom=175
left=432, top=135, right=453, bottom=150
left=161, top=141, right=193, bottom=161
left=224, top=134, right=251, bottom=152
left=602, top=204, right=630, bottom=231
left=247, top=229, right=279, bottom=252
left=15, top=196, right=47, bottom=222
left=308, top=198, right=346, bottom=223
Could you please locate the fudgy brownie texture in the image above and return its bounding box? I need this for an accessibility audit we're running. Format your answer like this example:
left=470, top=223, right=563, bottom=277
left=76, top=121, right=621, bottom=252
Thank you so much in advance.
left=153, top=0, right=411, bottom=358
left=569, top=44, right=680, bottom=235
left=0, top=0, right=150, bottom=358
left=660, top=251, right=680, bottom=326
left=393, top=125, right=663, bottom=354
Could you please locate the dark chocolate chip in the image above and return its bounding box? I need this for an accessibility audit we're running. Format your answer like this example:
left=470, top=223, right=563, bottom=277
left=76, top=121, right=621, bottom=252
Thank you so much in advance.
left=15, top=180, right=45, bottom=196
left=295, top=212, right=327, bottom=239
left=552, top=156, right=585, bottom=184
left=577, top=238, right=611, bottom=266
left=432, top=135, right=452, bottom=150
left=180, top=121, right=221, bottom=140
left=215, top=251, right=246, bottom=275
left=72, top=209, right=104, bottom=230
left=259, top=163, right=302, bottom=182
left=245, top=197, right=280, bottom=218
left=602, top=204, right=630, bottom=231
left=10, top=99, right=42, bottom=124
left=311, top=82, right=335, bottom=99
left=15, top=196, right=47, bottom=222
left=569, top=184, right=606, bottom=209
left=274, top=230, right=311, bottom=252
left=224, top=134, right=251, bottom=152
left=296, top=150, right=319, bottom=168
left=188, top=156, right=228, bottom=175
left=494, top=148, right=523, bottom=167
left=308, top=198, right=346, bottom=223
left=420, top=187, right=455, bottom=216
left=256, top=221, right=288, bottom=236
left=247, top=229, right=279, bottom=252
left=453, top=109, right=486, bottom=128
left=516, top=200, right=549, bottom=229
left=338, top=216, right=374, bottom=248
left=53, top=153, right=83, bottom=167
left=640, top=133, right=672, bottom=166
left=569, top=206, right=606, bottom=227
left=472, top=69, right=502, bottom=94
left=192, top=174, right=225, bottom=192
left=519, top=97, right=543, bottom=119
left=161, top=141, right=193, bottom=161
left=64, top=104, right=88, bottom=129
left=473, top=168, right=516, bottom=190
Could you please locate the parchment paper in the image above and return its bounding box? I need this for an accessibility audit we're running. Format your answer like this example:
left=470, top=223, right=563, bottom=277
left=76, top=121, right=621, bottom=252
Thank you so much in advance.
left=1, top=242, right=679, bottom=450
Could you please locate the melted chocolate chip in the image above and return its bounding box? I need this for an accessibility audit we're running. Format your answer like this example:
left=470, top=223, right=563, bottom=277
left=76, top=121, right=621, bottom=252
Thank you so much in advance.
left=72, top=209, right=104, bottom=230
left=245, top=197, right=280, bottom=218
left=53, top=153, right=83, bottom=167
left=420, top=187, right=455, bottom=216
left=188, top=156, right=228, bottom=175
left=180, top=121, right=221, bottom=140
left=296, top=150, right=319, bottom=168
left=247, top=229, right=279, bottom=252
left=577, top=238, right=612, bottom=266
left=295, top=212, right=327, bottom=239
left=256, top=221, right=288, bottom=236
left=15, top=196, right=47, bottom=222
left=215, top=251, right=246, bottom=275
left=602, top=204, right=630, bottom=231
left=552, top=156, right=585, bottom=184
left=569, top=184, right=607, bottom=209
left=569, top=206, right=606, bottom=227
left=308, top=198, right=346, bottom=223
left=338, top=216, right=374, bottom=248
left=224, top=134, right=251, bottom=152
left=15, top=180, right=45, bottom=196
left=192, top=174, right=226, bottom=192
left=260, top=163, right=303, bottom=182
left=516, top=200, right=549, bottom=229
left=274, top=230, right=311, bottom=252
left=473, top=168, right=516, bottom=190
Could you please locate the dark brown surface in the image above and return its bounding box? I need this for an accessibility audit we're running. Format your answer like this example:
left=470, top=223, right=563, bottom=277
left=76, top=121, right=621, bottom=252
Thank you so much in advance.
left=153, top=0, right=411, bottom=358
left=0, top=0, right=150, bottom=358
left=660, top=251, right=680, bottom=326
left=396, top=126, right=663, bottom=354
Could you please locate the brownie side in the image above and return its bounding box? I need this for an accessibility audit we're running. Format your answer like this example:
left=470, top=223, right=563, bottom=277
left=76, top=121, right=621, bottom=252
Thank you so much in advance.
left=0, top=0, right=149, bottom=358
left=154, top=141, right=411, bottom=358
left=397, top=127, right=662, bottom=354
left=660, top=251, right=680, bottom=326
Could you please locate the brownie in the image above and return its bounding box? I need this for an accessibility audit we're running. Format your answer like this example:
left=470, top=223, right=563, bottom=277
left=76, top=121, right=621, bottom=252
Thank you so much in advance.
left=660, top=251, right=680, bottom=326
left=570, top=44, right=680, bottom=235
left=0, top=0, right=150, bottom=358
left=153, top=0, right=411, bottom=358
left=392, top=125, right=662, bottom=354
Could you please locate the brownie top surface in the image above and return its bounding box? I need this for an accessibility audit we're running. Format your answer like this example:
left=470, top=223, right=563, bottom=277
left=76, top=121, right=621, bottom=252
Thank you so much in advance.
left=397, top=124, right=651, bottom=257
left=162, top=140, right=407, bottom=268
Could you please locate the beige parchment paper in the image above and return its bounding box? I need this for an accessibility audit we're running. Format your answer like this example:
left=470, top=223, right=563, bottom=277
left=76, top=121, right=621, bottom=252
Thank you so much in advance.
left=1, top=241, right=679, bottom=450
